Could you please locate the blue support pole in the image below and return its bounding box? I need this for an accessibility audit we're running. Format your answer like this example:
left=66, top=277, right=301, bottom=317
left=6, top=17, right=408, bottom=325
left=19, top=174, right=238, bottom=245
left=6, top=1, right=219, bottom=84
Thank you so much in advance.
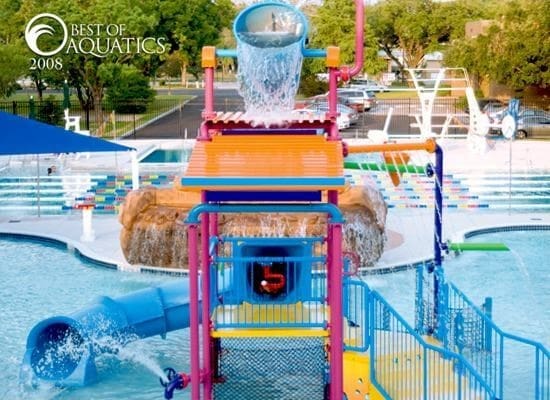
left=216, top=49, right=237, bottom=58
left=433, top=144, right=444, bottom=269
left=415, top=264, right=426, bottom=334
left=433, top=144, right=445, bottom=338
left=482, top=297, right=493, bottom=352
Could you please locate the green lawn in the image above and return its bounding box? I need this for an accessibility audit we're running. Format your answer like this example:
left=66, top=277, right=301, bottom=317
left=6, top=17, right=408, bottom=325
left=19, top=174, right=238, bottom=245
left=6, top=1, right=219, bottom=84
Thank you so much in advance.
left=375, top=90, right=421, bottom=100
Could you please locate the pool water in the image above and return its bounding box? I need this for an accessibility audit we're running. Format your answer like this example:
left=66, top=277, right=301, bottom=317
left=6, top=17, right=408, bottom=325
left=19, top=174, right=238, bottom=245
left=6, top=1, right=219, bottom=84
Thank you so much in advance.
left=140, top=149, right=188, bottom=163
left=0, top=237, right=190, bottom=400
left=364, top=229, right=550, bottom=347
left=1, top=230, right=547, bottom=399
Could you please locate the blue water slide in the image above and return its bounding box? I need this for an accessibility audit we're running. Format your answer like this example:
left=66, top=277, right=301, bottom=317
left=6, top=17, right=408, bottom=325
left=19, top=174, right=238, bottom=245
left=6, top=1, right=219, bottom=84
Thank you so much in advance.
left=21, top=279, right=197, bottom=387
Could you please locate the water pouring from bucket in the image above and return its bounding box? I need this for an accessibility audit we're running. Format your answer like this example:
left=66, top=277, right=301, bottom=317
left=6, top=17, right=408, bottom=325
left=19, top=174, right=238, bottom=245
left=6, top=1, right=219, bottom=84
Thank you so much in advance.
left=234, top=2, right=308, bottom=123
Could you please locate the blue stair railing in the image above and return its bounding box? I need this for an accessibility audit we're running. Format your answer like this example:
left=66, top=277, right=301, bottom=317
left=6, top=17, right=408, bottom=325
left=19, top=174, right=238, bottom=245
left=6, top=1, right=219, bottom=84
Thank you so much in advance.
left=443, top=281, right=549, bottom=400
left=416, top=265, right=549, bottom=399
left=368, top=287, right=496, bottom=399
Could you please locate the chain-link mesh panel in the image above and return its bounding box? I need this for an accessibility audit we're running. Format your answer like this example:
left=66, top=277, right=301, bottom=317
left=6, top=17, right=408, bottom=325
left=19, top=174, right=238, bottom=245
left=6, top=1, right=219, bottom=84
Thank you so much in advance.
left=213, top=337, right=326, bottom=400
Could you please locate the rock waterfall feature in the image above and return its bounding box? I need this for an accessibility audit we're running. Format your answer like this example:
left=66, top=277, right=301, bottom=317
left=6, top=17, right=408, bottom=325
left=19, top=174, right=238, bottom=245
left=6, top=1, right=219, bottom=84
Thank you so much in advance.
left=119, top=184, right=387, bottom=270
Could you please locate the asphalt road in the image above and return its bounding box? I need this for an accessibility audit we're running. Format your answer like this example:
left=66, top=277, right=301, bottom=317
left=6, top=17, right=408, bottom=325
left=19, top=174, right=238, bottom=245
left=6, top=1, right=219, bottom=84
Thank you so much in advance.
left=133, top=89, right=468, bottom=139
left=132, top=88, right=244, bottom=139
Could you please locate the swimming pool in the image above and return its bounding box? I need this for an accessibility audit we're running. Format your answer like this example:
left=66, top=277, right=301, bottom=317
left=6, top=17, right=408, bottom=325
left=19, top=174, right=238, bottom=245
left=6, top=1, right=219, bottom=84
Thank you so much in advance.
left=2, top=229, right=547, bottom=399
left=0, top=236, right=190, bottom=400
left=364, top=228, right=550, bottom=347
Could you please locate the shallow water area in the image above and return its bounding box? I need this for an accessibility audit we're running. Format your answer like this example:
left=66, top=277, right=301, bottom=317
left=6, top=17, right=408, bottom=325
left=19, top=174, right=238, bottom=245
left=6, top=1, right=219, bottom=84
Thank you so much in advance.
left=0, top=238, right=190, bottom=400
left=363, top=229, right=550, bottom=347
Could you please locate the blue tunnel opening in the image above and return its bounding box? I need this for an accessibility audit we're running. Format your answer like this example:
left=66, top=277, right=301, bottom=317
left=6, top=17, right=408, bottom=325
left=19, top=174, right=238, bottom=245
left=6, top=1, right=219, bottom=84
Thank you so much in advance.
left=30, top=322, right=85, bottom=381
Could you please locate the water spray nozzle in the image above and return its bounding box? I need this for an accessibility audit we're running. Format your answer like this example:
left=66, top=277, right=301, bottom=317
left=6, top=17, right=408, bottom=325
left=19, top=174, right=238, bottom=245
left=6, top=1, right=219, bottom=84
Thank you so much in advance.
left=161, top=367, right=190, bottom=399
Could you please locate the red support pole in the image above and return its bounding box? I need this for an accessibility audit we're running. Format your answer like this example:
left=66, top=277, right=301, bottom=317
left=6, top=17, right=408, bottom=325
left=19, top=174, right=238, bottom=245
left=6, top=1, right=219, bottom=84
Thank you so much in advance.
left=188, top=223, right=201, bottom=400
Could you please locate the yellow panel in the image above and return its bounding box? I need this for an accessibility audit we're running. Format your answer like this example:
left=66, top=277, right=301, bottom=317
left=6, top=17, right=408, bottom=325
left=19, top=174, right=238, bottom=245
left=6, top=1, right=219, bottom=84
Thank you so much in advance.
left=212, top=328, right=328, bottom=338
left=202, top=46, right=216, bottom=68
left=343, top=351, right=385, bottom=400
left=212, top=302, right=328, bottom=326
left=326, top=46, right=340, bottom=68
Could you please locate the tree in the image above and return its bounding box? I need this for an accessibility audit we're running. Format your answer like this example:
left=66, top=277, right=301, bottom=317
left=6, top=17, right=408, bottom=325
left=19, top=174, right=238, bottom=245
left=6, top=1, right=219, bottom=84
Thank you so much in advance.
left=310, top=0, right=385, bottom=78
left=13, top=0, right=165, bottom=134
left=160, top=0, right=236, bottom=85
left=445, top=0, right=549, bottom=90
left=105, top=64, right=155, bottom=113
left=0, top=0, right=27, bottom=98
left=0, top=43, right=27, bottom=98
left=367, top=0, right=453, bottom=82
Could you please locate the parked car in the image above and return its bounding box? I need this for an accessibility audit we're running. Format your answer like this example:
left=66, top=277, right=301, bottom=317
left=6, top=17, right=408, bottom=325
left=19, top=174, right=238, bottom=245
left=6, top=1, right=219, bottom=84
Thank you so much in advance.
left=291, top=108, right=351, bottom=130
left=348, top=79, right=388, bottom=93
left=333, top=88, right=376, bottom=112
left=307, top=101, right=359, bottom=125
left=515, top=115, right=550, bottom=139
left=490, top=107, right=549, bottom=126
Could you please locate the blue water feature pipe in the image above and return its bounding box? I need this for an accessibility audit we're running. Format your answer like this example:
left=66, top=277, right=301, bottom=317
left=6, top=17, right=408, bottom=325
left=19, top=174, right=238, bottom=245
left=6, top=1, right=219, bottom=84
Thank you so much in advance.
left=20, top=279, right=199, bottom=387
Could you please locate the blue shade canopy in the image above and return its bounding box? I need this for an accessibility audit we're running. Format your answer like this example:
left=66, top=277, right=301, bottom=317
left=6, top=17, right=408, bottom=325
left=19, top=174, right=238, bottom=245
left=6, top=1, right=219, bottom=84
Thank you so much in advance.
left=0, top=111, right=134, bottom=156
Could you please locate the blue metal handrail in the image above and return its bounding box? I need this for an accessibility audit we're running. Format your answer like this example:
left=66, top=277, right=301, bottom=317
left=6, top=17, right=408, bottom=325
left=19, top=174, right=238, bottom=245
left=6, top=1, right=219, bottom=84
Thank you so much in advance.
left=445, top=281, right=550, bottom=400
left=185, top=203, right=344, bottom=224
left=209, top=235, right=329, bottom=330
left=343, top=279, right=370, bottom=352
left=369, top=288, right=496, bottom=399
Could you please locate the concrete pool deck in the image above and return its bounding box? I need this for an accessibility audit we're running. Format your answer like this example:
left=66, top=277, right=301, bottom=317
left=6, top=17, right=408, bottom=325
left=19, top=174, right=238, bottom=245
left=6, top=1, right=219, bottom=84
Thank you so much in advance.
left=1, top=138, right=549, bottom=273
left=1, top=209, right=549, bottom=274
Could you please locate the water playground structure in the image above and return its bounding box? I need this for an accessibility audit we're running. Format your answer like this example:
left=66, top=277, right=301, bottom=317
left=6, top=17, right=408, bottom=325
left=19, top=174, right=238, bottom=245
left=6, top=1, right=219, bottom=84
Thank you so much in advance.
left=20, top=1, right=549, bottom=399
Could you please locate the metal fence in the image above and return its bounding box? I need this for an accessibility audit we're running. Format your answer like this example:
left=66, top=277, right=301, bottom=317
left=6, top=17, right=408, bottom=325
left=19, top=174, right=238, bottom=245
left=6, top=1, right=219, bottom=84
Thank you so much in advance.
left=0, top=98, right=184, bottom=138
left=4, top=95, right=545, bottom=139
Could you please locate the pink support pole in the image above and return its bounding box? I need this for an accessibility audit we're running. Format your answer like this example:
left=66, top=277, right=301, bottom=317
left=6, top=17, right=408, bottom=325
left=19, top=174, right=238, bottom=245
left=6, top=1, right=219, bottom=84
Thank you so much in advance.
left=348, top=0, right=364, bottom=78
left=210, top=213, right=218, bottom=236
left=329, top=223, right=344, bottom=400
left=200, top=196, right=212, bottom=399
left=199, top=122, right=209, bottom=141
left=326, top=191, right=337, bottom=304
left=328, top=190, right=338, bottom=206
left=188, top=224, right=201, bottom=400
left=328, top=68, right=339, bottom=139
left=202, top=67, right=215, bottom=126
left=326, top=224, right=332, bottom=305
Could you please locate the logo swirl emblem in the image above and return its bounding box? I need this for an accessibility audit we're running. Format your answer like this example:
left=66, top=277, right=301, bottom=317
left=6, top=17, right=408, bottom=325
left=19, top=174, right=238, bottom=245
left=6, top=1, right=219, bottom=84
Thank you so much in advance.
left=25, top=13, right=68, bottom=57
